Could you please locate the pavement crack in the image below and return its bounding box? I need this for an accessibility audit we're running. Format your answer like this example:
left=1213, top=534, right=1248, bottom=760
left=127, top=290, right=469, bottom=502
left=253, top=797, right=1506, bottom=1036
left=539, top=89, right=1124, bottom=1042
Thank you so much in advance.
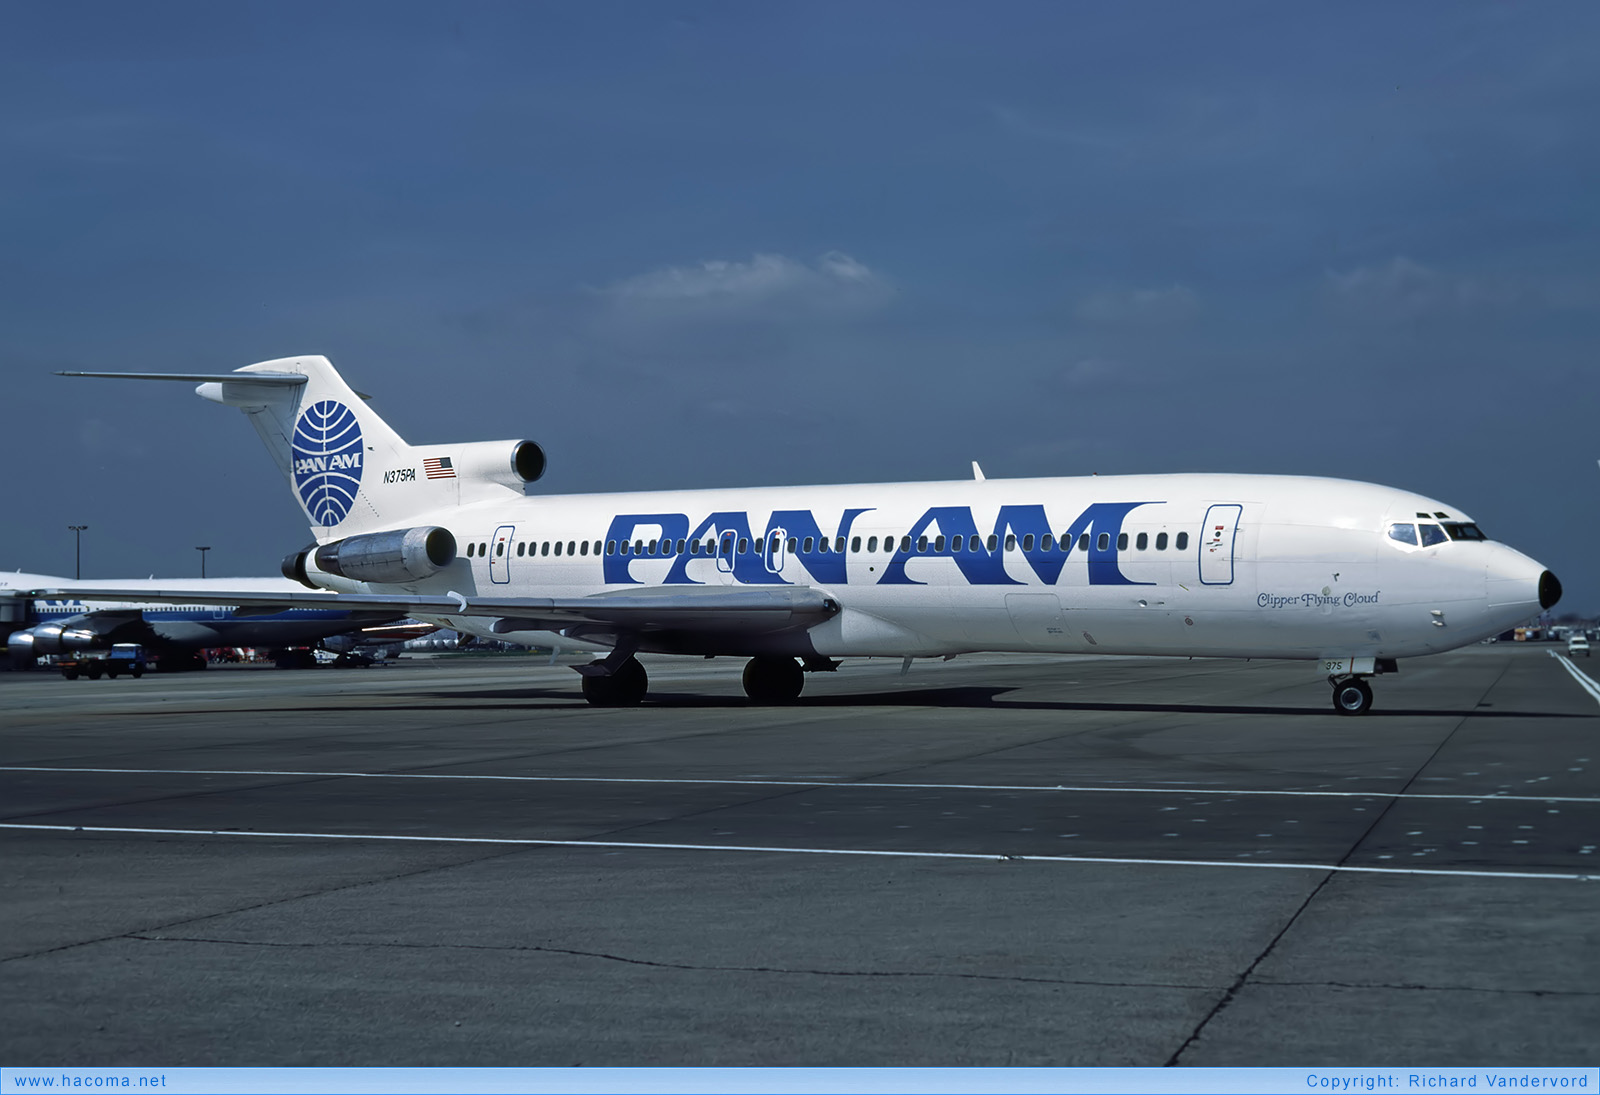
left=123, top=932, right=1215, bottom=990
left=1163, top=660, right=1514, bottom=1067
left=1255, top=978, right=1600, bottom=998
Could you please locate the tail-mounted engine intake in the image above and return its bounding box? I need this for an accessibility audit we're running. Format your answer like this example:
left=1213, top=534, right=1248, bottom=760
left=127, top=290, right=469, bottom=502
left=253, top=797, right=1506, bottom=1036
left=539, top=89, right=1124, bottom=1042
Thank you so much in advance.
left=449, top=439, right=546, bottom=489
left=282, top=526, right=457, bottom=588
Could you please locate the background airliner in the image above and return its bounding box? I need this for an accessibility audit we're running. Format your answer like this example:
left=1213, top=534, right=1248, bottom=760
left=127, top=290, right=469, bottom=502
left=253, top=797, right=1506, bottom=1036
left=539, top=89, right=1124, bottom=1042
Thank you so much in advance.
left=40, top=356, right=1560, bottom=713
left=2, top=571, right=404, bottom=670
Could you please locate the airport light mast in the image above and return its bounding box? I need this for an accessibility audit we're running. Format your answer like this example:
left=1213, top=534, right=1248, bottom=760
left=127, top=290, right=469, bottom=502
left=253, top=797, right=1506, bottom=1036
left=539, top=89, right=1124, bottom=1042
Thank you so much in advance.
left=196, top=545, right=210, bottom=578
left=68, top=525, right=87, bottom=580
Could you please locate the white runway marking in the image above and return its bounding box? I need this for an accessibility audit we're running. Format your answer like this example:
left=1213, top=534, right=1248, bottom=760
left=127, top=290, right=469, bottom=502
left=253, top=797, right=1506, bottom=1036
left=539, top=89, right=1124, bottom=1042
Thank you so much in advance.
left=1, top=822, right=1590, bottom=882
left=1549, top=650, right=1600, bottom=707
left=3, top=766, right=1595, bottom=804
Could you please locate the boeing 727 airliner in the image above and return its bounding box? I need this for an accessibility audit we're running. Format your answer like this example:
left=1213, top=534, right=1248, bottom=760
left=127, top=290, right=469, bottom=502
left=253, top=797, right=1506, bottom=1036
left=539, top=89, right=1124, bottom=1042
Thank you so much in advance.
left=42, top=356, right=1560, bottom=713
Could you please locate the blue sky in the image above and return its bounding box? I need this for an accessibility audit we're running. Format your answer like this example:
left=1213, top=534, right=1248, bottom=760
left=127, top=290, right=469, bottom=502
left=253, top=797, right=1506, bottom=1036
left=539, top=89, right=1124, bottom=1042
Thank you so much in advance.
left=4, top=2, right=1597, bottom=612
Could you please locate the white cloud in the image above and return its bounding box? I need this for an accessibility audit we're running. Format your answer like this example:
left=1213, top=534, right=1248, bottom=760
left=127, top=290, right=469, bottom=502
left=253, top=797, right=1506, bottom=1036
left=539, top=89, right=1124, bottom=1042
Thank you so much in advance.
left=1073, top=285, right=1199, bottom=326
left=1321, top=256, right=1571, bottom=319
left=596, top=251, right=892, bottom=322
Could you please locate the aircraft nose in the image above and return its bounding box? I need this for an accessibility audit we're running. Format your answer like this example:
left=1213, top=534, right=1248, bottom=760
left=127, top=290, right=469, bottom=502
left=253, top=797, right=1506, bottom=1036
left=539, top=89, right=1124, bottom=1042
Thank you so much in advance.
left=1484, top=545, right=1554, bottom=614
left=1540, top=570, right=1562, bottom=610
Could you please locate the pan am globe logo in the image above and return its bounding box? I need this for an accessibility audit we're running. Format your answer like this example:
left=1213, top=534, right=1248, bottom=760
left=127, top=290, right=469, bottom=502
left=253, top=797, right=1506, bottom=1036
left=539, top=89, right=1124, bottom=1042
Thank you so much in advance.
left=291, top=400, right=364, bottom=527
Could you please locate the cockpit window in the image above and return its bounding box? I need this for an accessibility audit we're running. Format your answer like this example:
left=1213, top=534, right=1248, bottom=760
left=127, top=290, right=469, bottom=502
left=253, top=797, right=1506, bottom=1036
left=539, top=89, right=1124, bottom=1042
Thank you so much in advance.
left=1387, top=523, right=1419, bottom=546
left=1419, top=523, right=1448, bottom=547
left=1443, top=522, right=1487, bottom=541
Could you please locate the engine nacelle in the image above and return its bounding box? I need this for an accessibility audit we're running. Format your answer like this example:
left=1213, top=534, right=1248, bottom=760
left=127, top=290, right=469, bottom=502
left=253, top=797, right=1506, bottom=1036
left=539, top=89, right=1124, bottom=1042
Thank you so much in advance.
left=450, top=439, right=546, bottom=489
left=307, top=526, right=457, bottom=585
left=9, top=620, right=106, bottom=657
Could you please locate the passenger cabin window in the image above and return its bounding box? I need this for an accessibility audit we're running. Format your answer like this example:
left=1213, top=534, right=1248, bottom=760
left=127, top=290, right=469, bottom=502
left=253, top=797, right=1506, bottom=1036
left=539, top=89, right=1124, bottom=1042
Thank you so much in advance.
left=606, top=541, right=616, bottom=555
left=579, top=541, right=589, bottom=556
left=987, top=535, right=999, bottom=551
left=934, top=535, right=946, bottom=552
left=1443, top=523, right=1487, bottom=541
left=466, top=543, right=475, bottom=557
left=787, top=537, right=798, bottom=553
left=496, top=542, right=504, bottom=556
left=1041, top=534, right=1053, bottom=552
left=1419, top=523, right=1448, bottom=547
left=1117, top=533, right=1128, bottom=551
left=1021, top=534, right=1034, bottom=551
left=738, top=537, right=749, bottom=554
left=917, top=536, right=929, bottom=552
left=1097, top=533, right=1110, bottom=551
left=1136, top=532, right=1148, bottom=550
left=867, top=536, right=878, bottom=552
left=1078, top=534, right=1090, bottom=552
left=1005, top=534, right=1016, bottom=551
left=803, top=536, right=815, bottom=553
left=1176, top=532, right=1189, bottom=550
left=901, top=536, right=912, bottom=552
left=554, top=541, right=563, bottom=556
left=1387, top=523, right=1419, bottom=546
left=1156, top=532, right=1168, bottom=550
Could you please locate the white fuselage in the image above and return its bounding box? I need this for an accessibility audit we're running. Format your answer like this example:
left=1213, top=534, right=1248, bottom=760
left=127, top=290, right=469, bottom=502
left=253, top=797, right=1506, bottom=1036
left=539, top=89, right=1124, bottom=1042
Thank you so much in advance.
left=306, top=473, right=1550, bottom=664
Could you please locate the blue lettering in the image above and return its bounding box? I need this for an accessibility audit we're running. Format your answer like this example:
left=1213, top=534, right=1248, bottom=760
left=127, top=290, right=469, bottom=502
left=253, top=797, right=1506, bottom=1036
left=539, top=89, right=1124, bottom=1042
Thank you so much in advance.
left=602, top=513, right=691, bottom=584
left=878, top=501, right=1157, bottom=586
left=767, top=508, right=872, bottom=585
left=665, top=511, right=776, bottom=585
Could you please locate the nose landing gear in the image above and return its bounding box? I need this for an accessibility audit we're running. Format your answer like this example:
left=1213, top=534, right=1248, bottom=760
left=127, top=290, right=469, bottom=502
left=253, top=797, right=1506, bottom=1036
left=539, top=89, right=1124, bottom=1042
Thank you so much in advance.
left=1330, top=676, right=1374, bottom=716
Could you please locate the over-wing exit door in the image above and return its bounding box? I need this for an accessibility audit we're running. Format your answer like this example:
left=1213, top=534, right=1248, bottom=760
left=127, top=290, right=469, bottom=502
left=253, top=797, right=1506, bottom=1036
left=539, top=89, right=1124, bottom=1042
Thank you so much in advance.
left=1199, top=505, right=1242, bottom=586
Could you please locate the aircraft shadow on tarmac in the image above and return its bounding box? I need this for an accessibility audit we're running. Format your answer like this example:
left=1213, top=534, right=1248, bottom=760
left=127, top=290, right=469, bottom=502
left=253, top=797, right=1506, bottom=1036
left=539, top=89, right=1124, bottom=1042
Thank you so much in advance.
left=382, top=684, right=1588, bottom=719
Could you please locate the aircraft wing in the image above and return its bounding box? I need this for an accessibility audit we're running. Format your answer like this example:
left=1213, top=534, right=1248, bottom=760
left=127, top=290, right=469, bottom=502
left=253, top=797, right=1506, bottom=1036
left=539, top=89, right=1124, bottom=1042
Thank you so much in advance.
left=22, top=584, right=839, bottom=636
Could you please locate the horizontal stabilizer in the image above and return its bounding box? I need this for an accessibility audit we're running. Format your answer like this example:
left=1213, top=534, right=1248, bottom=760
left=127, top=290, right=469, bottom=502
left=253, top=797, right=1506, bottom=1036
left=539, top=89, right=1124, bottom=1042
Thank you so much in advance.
left=57, top=371, right=308, bottom=385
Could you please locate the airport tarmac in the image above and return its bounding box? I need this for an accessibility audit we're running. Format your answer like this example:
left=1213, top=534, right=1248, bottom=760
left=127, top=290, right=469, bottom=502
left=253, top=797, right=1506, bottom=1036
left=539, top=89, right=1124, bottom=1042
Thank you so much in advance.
left=2, top=644, right=1597, bottom=1066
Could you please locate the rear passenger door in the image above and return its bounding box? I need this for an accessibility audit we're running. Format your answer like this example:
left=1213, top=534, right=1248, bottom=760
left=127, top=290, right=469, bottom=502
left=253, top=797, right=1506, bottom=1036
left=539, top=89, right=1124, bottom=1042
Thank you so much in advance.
left=489, top=525, right=515, bottom=585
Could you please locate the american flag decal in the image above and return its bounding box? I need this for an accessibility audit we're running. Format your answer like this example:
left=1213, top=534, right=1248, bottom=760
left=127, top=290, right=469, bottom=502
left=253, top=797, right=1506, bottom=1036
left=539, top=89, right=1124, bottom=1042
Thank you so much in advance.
left=423, top=456, right=455, bottom=480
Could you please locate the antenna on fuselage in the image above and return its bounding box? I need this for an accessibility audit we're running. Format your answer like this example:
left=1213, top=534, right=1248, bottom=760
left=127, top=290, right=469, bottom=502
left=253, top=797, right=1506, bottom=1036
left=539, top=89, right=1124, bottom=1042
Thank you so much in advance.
left=971, top=461, right=985, bottom=481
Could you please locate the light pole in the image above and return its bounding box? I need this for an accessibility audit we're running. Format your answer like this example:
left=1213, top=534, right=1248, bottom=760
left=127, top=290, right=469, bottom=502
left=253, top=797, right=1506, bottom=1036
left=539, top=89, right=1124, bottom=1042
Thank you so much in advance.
left=68, top=525, right=88, bottom=580
left=196, top=546, right=211, bottom=579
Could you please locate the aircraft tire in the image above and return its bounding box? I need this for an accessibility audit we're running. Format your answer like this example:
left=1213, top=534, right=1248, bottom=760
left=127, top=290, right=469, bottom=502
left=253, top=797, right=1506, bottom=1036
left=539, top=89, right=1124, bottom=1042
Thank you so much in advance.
left=742, top=656, right=804, bottom=704
left=582, top=657, right=648, bottom=707
left=85, top=663, right=103, bottom=680
left=1332, top=677, right=1373, bottom=716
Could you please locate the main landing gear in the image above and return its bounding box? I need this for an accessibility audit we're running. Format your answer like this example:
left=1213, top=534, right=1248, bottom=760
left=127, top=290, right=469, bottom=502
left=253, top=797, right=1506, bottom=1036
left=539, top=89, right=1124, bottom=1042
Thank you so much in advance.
left=576, top=654, right=810, bottom=706
left=742, top=656, right=804, bottom=704
left=580, top=656, right=648, bottom=707
left=1330, top=676, right=1374, bottom=716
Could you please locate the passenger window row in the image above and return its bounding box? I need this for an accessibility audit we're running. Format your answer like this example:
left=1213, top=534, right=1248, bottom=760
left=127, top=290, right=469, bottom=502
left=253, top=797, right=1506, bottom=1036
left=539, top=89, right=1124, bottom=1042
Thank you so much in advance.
left=462, top=528, right=1194, bottom=560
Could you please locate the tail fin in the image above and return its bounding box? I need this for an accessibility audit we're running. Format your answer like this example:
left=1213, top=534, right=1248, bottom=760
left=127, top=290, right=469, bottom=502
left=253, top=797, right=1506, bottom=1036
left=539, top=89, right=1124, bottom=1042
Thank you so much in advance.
left=62, top=356, right=544, bottom=541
